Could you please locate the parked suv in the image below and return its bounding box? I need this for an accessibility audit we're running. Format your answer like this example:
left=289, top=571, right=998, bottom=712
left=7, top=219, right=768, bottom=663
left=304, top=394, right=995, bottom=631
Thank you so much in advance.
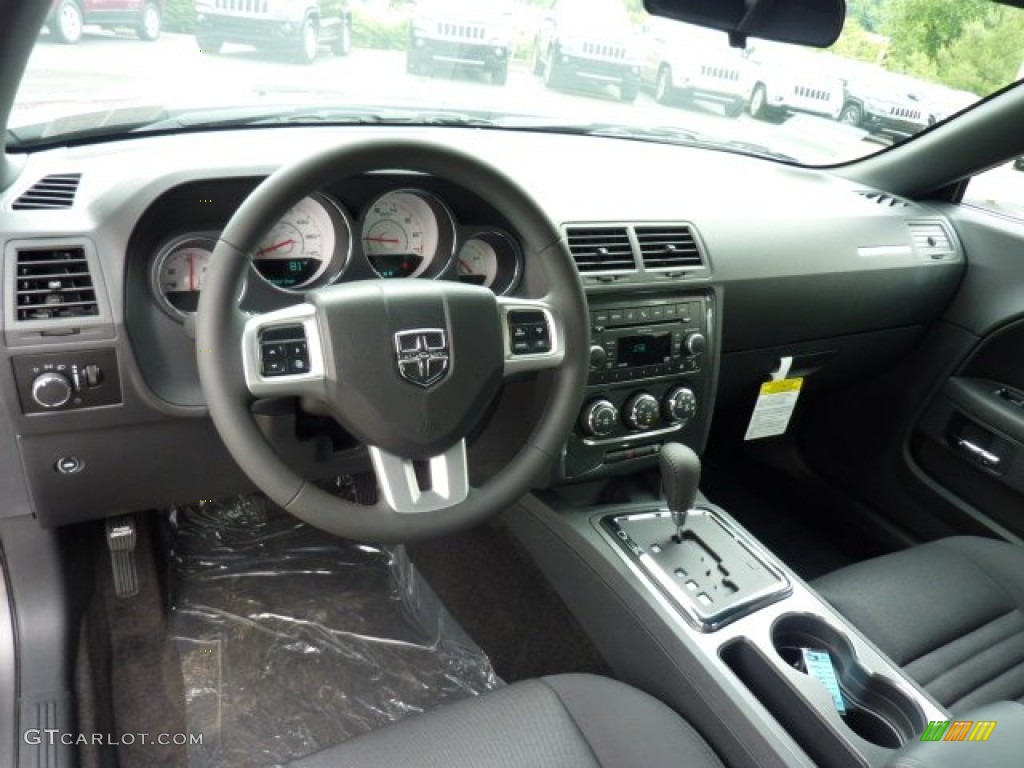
left=745, top=41, right=844, bottom=121
left=820, top=56, right=929, bottom=138
left=194, top=0, right=353, bottom=64
left=406, top=0, right=514, bottom=85
left=641, top=17, right=750, bottom=116
left=45, top=0, right=162, bottom=44
left=534, top=0, right=642, bottom=102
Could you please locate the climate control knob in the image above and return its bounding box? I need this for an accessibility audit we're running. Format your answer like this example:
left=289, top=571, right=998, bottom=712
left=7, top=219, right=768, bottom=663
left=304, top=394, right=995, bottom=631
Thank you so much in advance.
left=623, top=392, right=660, bottom=431
left=31, top=372, right=73, bottom=409
left=684, top=332, right=707, bottom=356
left=663, top=386, right=697, bottom=424
left=580, top=399, right=618, bottom=438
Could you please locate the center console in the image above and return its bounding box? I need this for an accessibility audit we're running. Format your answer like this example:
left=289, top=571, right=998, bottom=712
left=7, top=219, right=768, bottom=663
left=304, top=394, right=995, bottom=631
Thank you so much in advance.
left=507, top=452, right=950, bottom=768
left=562, top=291, right=715, bottom=480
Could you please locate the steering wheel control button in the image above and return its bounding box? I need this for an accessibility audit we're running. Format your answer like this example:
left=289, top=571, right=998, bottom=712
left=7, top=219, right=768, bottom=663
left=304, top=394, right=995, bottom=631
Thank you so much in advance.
left=262, top=343, right=285, bottom=361
left=259, top=325, right=309, bottom=377
left=507, top=309, right=551, bottom=357
left=54, top=456, right=85, bottom=475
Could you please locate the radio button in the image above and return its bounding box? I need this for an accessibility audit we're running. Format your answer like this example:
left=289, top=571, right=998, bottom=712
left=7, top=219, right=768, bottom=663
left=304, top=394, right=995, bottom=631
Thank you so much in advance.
left=685, top=333, right=707, bottom=356
left=609, top=310, right=625, bottom=324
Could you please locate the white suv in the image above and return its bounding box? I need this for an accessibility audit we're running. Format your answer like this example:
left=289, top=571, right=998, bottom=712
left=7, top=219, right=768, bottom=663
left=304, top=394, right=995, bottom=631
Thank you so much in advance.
left=641, top=18, right=751, bottom=116
left=406, top=0, right=515, bottom=85
left=745, top=41, right=844, bottom=121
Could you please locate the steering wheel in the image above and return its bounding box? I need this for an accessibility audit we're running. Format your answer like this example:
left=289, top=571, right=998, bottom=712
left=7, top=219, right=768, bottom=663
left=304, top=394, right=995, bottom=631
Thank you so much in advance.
left=196, top=139, right=589, bottom=542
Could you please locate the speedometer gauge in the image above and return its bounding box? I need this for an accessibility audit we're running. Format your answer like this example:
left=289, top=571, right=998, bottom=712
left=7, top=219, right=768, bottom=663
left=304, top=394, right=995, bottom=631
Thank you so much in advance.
left=361, top=190, right=454, bottom=279
left=253, top=194, right=350, bottom=291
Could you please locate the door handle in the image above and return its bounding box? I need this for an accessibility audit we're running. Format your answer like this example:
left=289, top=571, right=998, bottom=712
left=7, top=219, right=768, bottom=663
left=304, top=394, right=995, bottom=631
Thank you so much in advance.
left=953, top=436, right=1002, bottom=469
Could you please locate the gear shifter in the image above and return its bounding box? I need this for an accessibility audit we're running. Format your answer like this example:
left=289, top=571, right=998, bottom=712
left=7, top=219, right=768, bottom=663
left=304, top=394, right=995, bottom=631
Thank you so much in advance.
left=659, top=443, right=701, bottom=540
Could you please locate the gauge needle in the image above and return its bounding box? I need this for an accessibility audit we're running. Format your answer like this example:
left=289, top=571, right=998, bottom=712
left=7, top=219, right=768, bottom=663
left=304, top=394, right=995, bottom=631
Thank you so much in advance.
left=257, top=239, right=296, bottom=256
left=188, top=253, right=195, bottom=291
left=457, top=258, right=473, bottom=273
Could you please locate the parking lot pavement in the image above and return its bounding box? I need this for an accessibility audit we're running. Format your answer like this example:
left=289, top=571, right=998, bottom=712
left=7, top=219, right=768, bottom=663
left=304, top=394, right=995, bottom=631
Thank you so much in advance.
left=15, top=31, right=865, bottom=164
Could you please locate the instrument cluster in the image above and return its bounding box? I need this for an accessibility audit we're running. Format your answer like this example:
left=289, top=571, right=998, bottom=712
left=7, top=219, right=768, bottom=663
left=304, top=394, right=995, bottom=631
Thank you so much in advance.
left=151, top=187, right=523, bottom=321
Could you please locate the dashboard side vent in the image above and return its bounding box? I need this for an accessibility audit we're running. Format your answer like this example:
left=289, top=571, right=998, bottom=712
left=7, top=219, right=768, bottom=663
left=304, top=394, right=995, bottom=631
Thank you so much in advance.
left=909, top=221, right=955, bottom=259
left=15, top=247, right=98, bottom=321
left=565, top=226, right=636, bottom=273
left=856, top=190, right=910, bottom=208
left=636, top=225, right=703, bottom=270
left=13, top=173, right=82, bottom=210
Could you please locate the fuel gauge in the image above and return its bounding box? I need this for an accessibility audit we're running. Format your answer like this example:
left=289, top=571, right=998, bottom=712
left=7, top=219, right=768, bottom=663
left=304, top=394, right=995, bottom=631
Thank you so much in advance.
left=454, top=232, right=521, bottom=295
left=456, top=237, right=499, bottom=287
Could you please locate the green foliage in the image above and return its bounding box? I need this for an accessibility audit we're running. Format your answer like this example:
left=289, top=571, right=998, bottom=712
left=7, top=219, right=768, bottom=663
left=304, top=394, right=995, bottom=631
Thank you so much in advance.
left=829, top=18, right=886, bottom=63
left=884, top=0, right=1024, bottom=95
left=846, top=0, right=886, bottom=33
left=351, top=8, right=409, bottom=51
left=164, top=0, right=196, bottom=33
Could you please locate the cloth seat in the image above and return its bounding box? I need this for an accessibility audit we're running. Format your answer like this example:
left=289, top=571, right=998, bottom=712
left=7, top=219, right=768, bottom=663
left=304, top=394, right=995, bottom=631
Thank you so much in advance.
left=288, top=673, right=725, bottom=768
left=813, top=536, right=1024, bottom=714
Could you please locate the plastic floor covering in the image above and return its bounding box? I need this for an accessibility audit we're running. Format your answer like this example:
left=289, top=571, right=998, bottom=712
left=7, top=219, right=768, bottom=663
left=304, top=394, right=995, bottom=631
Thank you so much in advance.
left=167, top=496, right=500, bottom=768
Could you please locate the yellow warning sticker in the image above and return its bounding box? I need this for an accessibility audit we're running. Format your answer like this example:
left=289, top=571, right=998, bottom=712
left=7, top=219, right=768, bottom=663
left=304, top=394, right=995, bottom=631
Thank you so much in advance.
left=744, top=378, right=804, bottom=440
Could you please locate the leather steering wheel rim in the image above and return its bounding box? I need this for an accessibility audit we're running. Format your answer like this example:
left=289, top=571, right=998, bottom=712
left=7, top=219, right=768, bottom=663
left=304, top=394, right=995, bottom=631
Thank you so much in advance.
left=196, top=138, right=589, bottom=543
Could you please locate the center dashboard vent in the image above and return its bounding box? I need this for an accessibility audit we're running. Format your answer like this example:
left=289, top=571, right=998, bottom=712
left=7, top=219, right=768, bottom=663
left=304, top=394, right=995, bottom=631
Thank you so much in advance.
left=635, top=225, right=703, bottom=270
left=15, top=247, right=98, bottom=321
left=12, top=173, right=82, bottom=210
left=566, top=226, right=636, bottom=273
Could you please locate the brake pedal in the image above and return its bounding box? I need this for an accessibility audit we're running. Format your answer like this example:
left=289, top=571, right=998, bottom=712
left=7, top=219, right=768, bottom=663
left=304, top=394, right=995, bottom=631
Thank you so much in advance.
left=106, top=515, right=138, bottom=598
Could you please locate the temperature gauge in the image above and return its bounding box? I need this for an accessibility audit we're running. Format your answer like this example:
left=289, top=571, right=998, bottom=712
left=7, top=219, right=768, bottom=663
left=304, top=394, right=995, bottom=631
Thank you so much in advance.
left=152, top=235, right=219, bottom=318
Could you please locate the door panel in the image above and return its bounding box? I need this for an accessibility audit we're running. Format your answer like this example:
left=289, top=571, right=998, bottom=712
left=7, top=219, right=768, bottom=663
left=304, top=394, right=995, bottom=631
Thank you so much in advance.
left=907, top=205, right=1024, bottom=538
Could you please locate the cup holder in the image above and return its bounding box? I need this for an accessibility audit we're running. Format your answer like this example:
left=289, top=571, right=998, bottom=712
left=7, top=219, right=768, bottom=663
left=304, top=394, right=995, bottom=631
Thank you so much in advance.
left=772, top=614, right=926, bottom=748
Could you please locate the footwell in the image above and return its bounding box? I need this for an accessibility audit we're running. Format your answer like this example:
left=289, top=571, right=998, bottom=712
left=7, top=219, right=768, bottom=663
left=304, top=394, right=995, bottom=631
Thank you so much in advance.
left=167, top=496, right=500, bottom=767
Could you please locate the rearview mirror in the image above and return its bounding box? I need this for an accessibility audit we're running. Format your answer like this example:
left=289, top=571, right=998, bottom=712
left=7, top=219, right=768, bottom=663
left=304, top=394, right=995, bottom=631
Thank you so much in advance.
left=643, top=0, right=846, bottom=48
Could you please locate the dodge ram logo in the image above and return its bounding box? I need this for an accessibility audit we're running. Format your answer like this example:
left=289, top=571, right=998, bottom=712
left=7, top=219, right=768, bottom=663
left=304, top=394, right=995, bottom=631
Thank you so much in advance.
left=394, top=329, right=449, bottom=388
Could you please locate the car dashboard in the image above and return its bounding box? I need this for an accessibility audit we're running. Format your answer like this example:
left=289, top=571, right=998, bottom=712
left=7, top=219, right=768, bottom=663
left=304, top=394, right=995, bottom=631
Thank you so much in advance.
left=0, top=124, right=964, bottom=528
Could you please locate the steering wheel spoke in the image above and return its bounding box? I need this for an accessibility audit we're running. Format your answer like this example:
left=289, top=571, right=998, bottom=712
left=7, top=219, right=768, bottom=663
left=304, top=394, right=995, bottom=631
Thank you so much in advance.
left=368, top=440, right=470, bottom=514
left=498, top=296, right=566, bottom=376
left=241, top=303, right=328, bottom=399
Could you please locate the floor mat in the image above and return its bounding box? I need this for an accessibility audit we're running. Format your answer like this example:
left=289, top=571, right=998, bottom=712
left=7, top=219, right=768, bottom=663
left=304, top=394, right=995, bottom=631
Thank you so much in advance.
left=167, top=497, right=500, bottom=768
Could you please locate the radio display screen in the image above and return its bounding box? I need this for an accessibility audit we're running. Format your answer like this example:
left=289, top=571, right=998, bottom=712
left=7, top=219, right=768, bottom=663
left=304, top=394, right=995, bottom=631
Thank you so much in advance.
left=617, top=334, right=671, bottom=366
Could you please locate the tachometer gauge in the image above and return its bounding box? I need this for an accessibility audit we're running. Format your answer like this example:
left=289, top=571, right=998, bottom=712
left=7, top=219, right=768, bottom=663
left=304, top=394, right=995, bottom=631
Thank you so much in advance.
left=253, top=194, right=350, bottom=291
left=152, top=235, right=218, bottom=319
left=361, top=190, right=454, bottom=279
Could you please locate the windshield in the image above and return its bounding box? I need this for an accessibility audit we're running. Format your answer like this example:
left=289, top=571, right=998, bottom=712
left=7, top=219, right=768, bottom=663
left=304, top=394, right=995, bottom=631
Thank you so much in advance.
left=10, top=0, right=1024, bottom=165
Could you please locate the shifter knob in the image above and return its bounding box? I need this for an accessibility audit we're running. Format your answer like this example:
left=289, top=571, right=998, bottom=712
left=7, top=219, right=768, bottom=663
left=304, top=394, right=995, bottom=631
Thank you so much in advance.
left=660, top=443, right=701, bottom=535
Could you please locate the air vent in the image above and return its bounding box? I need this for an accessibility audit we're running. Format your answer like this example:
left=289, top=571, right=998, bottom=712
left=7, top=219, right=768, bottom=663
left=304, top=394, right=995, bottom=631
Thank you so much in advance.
left=15, top=247, right=98, bottom=321
left=13, top=174, right=82, bottom=210
left=636, top=226, right=703, bottom=270
left=856, top=190, right=910, bottom=208
left=565, top=226, right=636, bottom=273
left=909, top=221, right=954, bottom=259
